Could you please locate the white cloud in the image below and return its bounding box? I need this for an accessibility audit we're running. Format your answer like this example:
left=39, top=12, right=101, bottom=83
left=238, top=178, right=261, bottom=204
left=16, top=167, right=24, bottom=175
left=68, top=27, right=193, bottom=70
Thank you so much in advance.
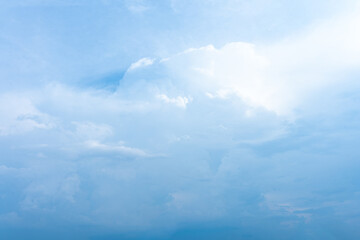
left=148, top=6, right=360, bottom=118
left=128, top=57, right=155, bottom=71
left=1, top=2, right=360, bottom=234
left=158, top=42, right=287, bottom=114
left=157, top=94, right=192, bottom=108
left=84, top=140, right=149, bottom=157
left=0, top=94, right=54, bottom=135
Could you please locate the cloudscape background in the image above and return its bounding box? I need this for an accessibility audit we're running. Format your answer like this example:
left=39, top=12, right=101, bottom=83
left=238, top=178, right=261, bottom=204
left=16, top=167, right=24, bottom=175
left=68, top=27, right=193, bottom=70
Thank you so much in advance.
left=1, top=0, right=360, bottom=239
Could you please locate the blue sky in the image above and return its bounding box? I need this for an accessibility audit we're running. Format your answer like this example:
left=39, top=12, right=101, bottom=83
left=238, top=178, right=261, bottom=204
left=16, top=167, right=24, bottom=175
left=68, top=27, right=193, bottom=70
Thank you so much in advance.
left=1, top=0, right=360, bottom=239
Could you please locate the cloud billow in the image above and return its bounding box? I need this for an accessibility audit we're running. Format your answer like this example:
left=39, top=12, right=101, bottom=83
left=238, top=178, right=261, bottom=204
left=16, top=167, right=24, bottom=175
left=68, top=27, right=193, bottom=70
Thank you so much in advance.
left=1, top=1, right=360, bottom=239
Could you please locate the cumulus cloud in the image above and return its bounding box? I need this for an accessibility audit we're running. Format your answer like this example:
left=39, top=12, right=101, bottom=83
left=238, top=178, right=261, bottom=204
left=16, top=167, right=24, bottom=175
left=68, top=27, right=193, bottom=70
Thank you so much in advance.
left=117, top=6, right=359, bottom=118
left=1, top=2, right=360, bottom=239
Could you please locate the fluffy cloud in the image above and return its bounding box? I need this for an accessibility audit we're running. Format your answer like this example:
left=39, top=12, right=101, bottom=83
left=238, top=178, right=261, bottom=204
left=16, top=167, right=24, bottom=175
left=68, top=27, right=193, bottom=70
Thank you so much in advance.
left=138, top=6, right=360, bottom=117
left=113, top=4, right=360, bottom=119
left=1, top=2, right=360, bottom=239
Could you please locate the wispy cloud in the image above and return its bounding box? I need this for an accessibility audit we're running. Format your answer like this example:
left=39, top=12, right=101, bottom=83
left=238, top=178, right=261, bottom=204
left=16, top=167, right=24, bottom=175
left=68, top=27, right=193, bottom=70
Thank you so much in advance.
left=128, top=58, right=155, bottom=72
left=84, top=140, right=149, bottom=157
left=0, top=94, right=54, bottom=136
